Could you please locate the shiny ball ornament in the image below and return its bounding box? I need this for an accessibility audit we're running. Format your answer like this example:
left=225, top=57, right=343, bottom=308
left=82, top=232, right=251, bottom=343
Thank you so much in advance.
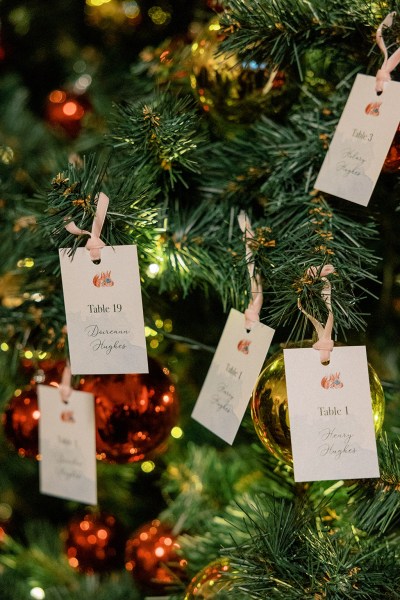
left=3, top=359, right=66, bottom=459
left=3, top=388, right=40, bottom=459
left=64, top=513, right=125, bottom=574
left=80, top=358, right=178, bottom=463
left=184, top=557, right=231, bottom=599
left=125, top=519, right=186, bottom=592
left=251, top=344, right=385, bottom=465
left=382, top=124, right=400, bottom=173
left=45, top=89, right=90, bottom=138
left=190, top=19, right=295, bottom=123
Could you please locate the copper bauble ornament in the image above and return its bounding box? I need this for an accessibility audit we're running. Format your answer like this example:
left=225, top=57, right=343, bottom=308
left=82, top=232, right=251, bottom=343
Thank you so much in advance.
left=80, top=358, right=178, bottom=463
left=382, top=124, right=400, bottom=173
left=64, top=513, right=125, bottom=574
left=190, top=19, right=295, bottom=123
left=184, top=557, right=231, bottom=599
left=251, top=343, right=385, bottom=465
left=3, top=359, right=66, bottom=459
left=125, top=519, right=186, bottom=592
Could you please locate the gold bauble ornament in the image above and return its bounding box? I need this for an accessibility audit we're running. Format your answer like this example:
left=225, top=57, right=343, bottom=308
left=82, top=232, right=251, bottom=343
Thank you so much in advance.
left=190, top=19, right=295, bottom=124
left=251, top=343, right=385, bottom=465
left=184, top=558, right=231, bottom=599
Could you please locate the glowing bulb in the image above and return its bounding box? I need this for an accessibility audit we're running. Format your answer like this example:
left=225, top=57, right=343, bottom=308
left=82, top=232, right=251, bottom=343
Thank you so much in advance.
left=171, top=426, right=183, bottom=439
left=0, top=343, right=9, bottom=351
left=24, top=350, right=33, bottom=359
left=148, top=263, right=160, bottom=275
left=141, top=461, right=155, bottom=473
left=30, top=588, right=45, bottom=600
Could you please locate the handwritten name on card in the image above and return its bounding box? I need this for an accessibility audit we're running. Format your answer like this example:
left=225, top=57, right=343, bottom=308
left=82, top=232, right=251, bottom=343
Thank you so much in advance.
left=192, top=308, right=274, bottom=444
left=315, top=74, right=400, bottom=206
left=38, top=385, right=97, bottom=505
left=59, top=245, right=148, bottom=375
left=283, top=346, right=380, bottom=482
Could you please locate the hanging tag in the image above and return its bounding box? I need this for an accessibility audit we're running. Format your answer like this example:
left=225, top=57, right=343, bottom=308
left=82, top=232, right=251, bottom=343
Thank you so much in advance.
left=59, top=245, right=148, bottom=375
left=38, top=385, right=97, bottom=505
left=284, top=346, right=380, bottom=482
left=314, top=73, right=400, bottom=205
left=192, top=308, right=274, bottom=444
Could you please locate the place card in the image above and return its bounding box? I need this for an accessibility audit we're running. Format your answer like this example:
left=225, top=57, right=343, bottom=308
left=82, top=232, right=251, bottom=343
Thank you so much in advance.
left=59, top=245, right=148, bottom=374
left=192, top=308, right=274, bottom=444
left=38, top=385, right=97, bottom=505
left=284, top=346, right=380, bottom=482
left=314, top=74, right=400, bottom=205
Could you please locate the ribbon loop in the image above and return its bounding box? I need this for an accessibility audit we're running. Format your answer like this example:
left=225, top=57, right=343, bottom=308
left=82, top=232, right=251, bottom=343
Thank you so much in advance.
left=59, top=362, right=72, bottom=404
left=64, top=191, right=109, bottom=261
left=238, top=211, right=263, bottom=330
left=375, top=12, right=400, bottom=94
left=298, top=264, right=335, bottom=364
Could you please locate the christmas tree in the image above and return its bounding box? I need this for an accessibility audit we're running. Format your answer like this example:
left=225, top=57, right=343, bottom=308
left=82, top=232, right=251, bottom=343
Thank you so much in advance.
left=1, top=0, right=400, bottom=598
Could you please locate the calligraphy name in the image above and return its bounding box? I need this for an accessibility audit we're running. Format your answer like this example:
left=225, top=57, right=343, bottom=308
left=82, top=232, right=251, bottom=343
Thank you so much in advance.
left=352, top=128, right=373, bottom=142
left=318, top=427, right=356, bottom=460
left=212, top=383, right=234, bottom=414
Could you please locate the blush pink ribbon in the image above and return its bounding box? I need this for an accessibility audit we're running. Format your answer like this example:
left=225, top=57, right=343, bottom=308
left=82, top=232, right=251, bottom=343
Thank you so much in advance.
left=64, top=191, right=109, bottom=262
left=298, top=264, right=335, bottom=364
left=375, top=12, right=400, bottom=94
left=59, top=362, right=72, bottom=403
left=238, top=211, right=263, bottom=330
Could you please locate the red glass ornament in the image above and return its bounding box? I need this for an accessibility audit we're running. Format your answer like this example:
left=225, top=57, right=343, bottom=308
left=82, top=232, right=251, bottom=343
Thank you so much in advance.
left=382, top=124, right=400, bottom=173
left=125, top=519, right=187, bottom=592
left=3, top=387, right=40, bottom=459
left=3, top=359, right=66, bottom=458
left=80, top=358, right=178, bottom=463
left=65, top=513, right=125, bottom=574
left=45, top=90, right=90, bottom=138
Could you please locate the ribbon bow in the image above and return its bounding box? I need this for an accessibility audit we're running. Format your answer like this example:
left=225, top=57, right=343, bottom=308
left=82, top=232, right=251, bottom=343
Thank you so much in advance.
left=65, top=192, right=109, bottom=262
left=238, top=211, right=263, bottom=330
left=375, top=12, right=400, bottom=94
left=298, top=264, right=335, bottom=364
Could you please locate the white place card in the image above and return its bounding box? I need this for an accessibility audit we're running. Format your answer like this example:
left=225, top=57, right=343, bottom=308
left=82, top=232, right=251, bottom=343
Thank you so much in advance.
left=284, top=346, right=380, bottom=482
left=38, top=385, right=97, bottom=505
left=192, top=308, right=274, bottom=444
left=314, top=74, right=400, bottom=206
left=59, top=245, right=148, bottom=375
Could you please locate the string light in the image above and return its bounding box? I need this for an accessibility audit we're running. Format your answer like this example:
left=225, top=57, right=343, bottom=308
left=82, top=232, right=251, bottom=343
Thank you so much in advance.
left=30, top=588, right=45, bottom=600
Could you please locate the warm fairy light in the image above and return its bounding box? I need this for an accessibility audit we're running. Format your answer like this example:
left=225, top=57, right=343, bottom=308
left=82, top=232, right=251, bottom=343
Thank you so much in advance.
left=148, top=6, right=170, bottom=25
left=123, top=1, right=140, bottom=18
left=38, top=351, right=48, bottom=359
left=0, top=503, right=12, bottom=521
left=145, top=326, right=157, bottom=337
left=74, top=74, right=92, bottom=92
left=86, top=0, right=112, bottom=6
left=31, top=292, right=44, bottom=302
left=0, top=343, right=9, bottom=352
left=32, top=410, right=40, bottom=420
left=209, top=22, right=221, bottom=31
left=17, top=258, right=34, bottom=268
left=49, top=90, right=66, bottom=103
left=68, top=557, right=79, bottom=568
left=30, top=588, right=45, bottom=600
left=24, top=350, right=34, bottom=359
left=171, top=426, right=183, bottom=439
left=63, top=101, right=79, bottom=116
left=80, top=521, right=90, bottom=531
left=147, top=262, right=160, bottom=276
left=164, top=319, right=173, bottom=332
left=141, top=460, right=155, bottom=473
left=155, top=318, right=163, bottom=328
left=14, top=389, right=22, bottom=397
left=97, top=528, right=108, bottom=540
left=150, top=339, right=159, bottom=349
left=155, top=545, right=165, bottom=557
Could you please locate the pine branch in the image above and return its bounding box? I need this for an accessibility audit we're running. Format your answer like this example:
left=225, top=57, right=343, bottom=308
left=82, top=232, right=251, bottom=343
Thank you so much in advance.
left=350, top=434, right=400, bottom=534
left=109, top=91, right=207, bottom=189
left=219, top=0, right=396, bottom=77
